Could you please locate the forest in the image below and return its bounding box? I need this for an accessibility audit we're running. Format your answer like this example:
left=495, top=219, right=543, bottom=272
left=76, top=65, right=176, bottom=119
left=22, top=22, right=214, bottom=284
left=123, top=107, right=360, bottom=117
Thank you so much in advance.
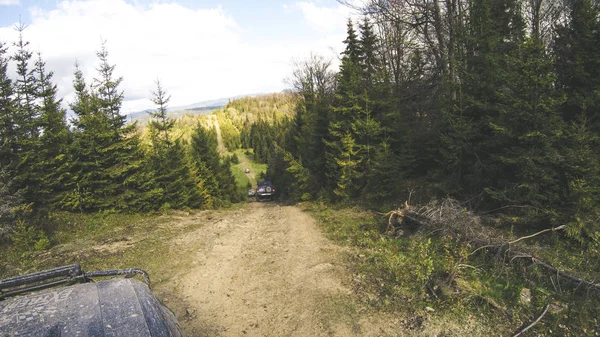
left=0, top=28, right=240, bottom=248
left=249, top=0, right=600, bottom=248
left=1, top=0, right=600, bottom=334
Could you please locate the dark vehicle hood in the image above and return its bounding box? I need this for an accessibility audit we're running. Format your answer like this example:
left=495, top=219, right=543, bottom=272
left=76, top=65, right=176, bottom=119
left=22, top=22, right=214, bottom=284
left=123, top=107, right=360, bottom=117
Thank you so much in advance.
left=0, top=278, right=180, bottom=337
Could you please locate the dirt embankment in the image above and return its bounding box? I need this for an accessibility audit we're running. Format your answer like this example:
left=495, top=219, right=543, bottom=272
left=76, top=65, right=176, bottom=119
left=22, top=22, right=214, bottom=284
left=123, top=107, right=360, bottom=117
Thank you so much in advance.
left=161, top=202, right=407, bottom=337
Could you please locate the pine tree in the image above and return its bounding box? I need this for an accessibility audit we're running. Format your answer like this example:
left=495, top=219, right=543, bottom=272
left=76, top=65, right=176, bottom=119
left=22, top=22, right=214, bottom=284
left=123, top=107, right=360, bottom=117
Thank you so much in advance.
left=554, top=0, right=600, bottom=130
left=487, top=38, right=565, bottom=217
left=439, top=0, right=525, bottom=200
left=148, top=79, right=174, bottom=144
left=333, top=132, right=361, bottom=200
left=11, top=23, right=43, bottom=216
left=343, top=19, right=361, bottom=66
left=146, top=80, right=203, bottom=210
left=66, top=43, right=148, bottom=212
left=0, top=42, right=25, bottom=238
left=34, top=52, right=71, bottom=209
left=328, top=19, right=383, bottom=200
left=365, top=141, right=402, bottom=204
left=0, top=41, right=16, bottom=177
left=554, top=0, right=600, bottom=244
left=94, top=41, right=126, bottom=131
left=12, top=23, right=39, bottom=136
left=358, top=16, right=379, bottom=90
left=65, top=64, right=112, bottom=211
left=189, top=124, right=237, bottom=206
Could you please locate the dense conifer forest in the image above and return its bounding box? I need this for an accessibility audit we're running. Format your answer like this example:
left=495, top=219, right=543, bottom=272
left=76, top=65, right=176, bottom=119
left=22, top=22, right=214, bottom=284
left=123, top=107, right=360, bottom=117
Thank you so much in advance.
left=0, top=32, right=239, bottom=245
left=255, top=0, right=600, bottom=248
left=2, top=1, right=600, bottom=334
left=2, top=0, right=600, bottom=250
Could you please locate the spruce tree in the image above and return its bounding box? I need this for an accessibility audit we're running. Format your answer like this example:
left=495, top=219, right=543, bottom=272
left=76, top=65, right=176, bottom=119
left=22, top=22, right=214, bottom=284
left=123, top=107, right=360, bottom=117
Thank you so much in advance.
left=554, top=0, right=600, bottom=130
left=34, top=52, right=71, bottom=209
left=358, top=16, right=379, bottom=90
left=65, top=64, right=112, bottom=211
left=333, top=132, right=361, bottom=200
left=94, top=41, right=126, bottom=131
left=67, top=43, right=149, bottom=212
left=0, top=41, right=16, bottom=177
left=11, top=24, right=43, bottom=216
left=487, top=38, right=565, bottom=218
left=189, top=124, right=235, bottom=206
left=0, top=42, right=24, bottom=237
left=146, top=80, right=203, bottom=210
left=439, top=0, right=525, bottom=200
left=554, top=0, right=600, bottom=244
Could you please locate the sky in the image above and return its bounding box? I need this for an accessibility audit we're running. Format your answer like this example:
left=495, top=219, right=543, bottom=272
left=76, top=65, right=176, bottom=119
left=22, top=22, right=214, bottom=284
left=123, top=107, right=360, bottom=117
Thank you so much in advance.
left=0, top=0, right=358, bottom=113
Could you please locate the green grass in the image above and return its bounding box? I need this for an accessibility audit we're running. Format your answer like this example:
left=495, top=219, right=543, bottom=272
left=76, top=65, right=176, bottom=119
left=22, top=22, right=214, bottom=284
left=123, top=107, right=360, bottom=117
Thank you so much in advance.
left=230, top=148, right=267, bottom=189
left=301, top=202, right=600, bottom=337
left=0, top=210, right=221, bottom=287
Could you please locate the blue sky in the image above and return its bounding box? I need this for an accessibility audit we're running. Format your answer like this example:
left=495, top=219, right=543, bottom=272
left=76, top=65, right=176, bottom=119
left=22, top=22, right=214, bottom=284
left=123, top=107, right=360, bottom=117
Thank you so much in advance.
left=0, top=0, right=356, bottom=112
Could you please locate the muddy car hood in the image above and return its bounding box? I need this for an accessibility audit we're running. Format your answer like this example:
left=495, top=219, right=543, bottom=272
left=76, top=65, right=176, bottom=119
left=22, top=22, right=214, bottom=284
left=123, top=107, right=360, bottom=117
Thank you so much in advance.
left=0, top=278, right=181, bottom=337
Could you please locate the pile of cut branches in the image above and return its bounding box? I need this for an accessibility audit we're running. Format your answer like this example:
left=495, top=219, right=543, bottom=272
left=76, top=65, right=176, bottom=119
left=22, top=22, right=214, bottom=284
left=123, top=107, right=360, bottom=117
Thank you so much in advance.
left=386, top=198, right=600, bottom=293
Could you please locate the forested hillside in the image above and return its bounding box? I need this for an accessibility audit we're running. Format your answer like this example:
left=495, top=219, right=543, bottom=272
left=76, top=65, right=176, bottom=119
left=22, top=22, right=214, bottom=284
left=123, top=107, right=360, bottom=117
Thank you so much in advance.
left=0, top=31, right=240, bottom=248
left=213, top=93, right=296, bottom=156
left=265, top=0, right=600, bottom=247
left=2, top=0, right=600, bottom=333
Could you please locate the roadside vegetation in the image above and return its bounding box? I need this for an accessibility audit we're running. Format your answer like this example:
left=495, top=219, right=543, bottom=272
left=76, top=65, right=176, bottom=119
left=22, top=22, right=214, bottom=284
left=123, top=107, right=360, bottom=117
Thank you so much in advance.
left=230, top=149, right=267, bottom=189
left=2, top=0, right=600, bottom=335
left=305, top=202, right=599, bottom=336
left=0, top=210, right=211, bottom=283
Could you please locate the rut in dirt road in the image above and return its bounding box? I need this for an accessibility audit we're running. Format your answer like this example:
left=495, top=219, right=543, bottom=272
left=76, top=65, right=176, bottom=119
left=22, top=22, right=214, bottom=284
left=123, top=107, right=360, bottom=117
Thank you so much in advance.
left=174, top=202, right=354, bottom=336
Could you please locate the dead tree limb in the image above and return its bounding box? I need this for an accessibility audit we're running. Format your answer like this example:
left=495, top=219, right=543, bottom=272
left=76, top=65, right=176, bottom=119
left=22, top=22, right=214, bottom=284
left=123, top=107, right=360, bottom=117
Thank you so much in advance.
left=511, top=255, right=600, bottom=292
left=508, top=225, right=566, bottom=245
left=394, top=200, right=600, bottom=294
left=471, top=224, right=566, bottom=255
left=512, top=303, right=549, bottom=337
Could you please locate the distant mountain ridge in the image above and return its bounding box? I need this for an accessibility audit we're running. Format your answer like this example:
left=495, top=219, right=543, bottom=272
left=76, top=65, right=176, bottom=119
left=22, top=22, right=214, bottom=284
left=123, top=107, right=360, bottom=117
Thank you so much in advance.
left=129, top=94, right=265, bottom=122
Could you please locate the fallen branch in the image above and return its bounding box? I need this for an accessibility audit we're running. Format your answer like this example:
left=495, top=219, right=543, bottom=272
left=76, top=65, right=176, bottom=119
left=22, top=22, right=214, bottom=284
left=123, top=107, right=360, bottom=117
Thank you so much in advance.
left=508, top=225, right=566, bottom=245
left=394, top=199, right=600, bottom=294
left=511, top=254, right=600, bottom=292
left=512, top=303, right=549, bottom=337
left=471, top=224, right=566, bottom=255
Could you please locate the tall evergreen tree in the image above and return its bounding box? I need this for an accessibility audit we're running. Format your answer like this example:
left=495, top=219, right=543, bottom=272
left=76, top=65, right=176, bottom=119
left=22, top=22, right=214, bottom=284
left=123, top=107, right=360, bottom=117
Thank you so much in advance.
left=11, top=24, right=43, bottom=216
left=189, top=125, right=238, bottom=206
left=66, top=44, right=149, bottom=212
left=34, top=52, right=71, bottom=209
left=0, top=41, right=16, bottom=177
left=327, top=20, right=365, bottom=199
left=554, top=0, right=600, bottom=243
left=0, top=42, right=24, bottom=237
left=439, top=0, right=525, bottom=200
left=148, top=80, right=174, bottom=144
left=554, top=0, right=600, bottom=130
left=358, top=16, right=379, bottom=90
left=287, top=55, right=336, bottom=198
left=94, top=41, right=126, bottom=131
left=146, top=80, right=203, bottom=209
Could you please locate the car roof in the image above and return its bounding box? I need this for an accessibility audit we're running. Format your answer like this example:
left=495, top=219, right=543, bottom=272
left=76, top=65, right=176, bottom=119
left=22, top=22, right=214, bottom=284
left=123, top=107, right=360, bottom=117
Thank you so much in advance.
left=0, top=278, right=180, bottom=337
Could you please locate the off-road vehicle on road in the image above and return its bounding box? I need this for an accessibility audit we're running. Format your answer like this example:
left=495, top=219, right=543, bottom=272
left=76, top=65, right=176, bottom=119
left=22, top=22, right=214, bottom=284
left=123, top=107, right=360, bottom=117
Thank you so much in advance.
left=255, top=180, right=275, bottom=201
left=0, top=264, right=182, bottom=337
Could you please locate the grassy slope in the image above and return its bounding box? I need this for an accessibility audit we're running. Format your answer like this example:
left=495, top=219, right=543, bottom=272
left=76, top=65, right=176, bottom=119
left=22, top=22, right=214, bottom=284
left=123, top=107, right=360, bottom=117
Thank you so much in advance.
left=302, top=203, right=600, bottom=337
left=0, top=208, right=241, bottom=285
left=231, top=149, right=267, bottom=189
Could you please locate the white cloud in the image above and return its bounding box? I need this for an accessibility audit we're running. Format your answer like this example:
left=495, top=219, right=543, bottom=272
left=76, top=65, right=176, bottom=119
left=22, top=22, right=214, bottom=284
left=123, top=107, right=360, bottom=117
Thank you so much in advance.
left=292, top=1, right=355, bottom=33
left=0, top=0, right=20, bottom=6
left=0, top=0, right=352, bottom=113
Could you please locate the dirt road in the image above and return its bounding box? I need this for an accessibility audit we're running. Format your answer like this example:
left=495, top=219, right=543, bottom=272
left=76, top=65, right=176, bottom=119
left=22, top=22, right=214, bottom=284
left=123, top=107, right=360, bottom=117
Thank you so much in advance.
left=162, top=202, right=403, bottom=337
left=238, top=153, right=257, bottom=186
